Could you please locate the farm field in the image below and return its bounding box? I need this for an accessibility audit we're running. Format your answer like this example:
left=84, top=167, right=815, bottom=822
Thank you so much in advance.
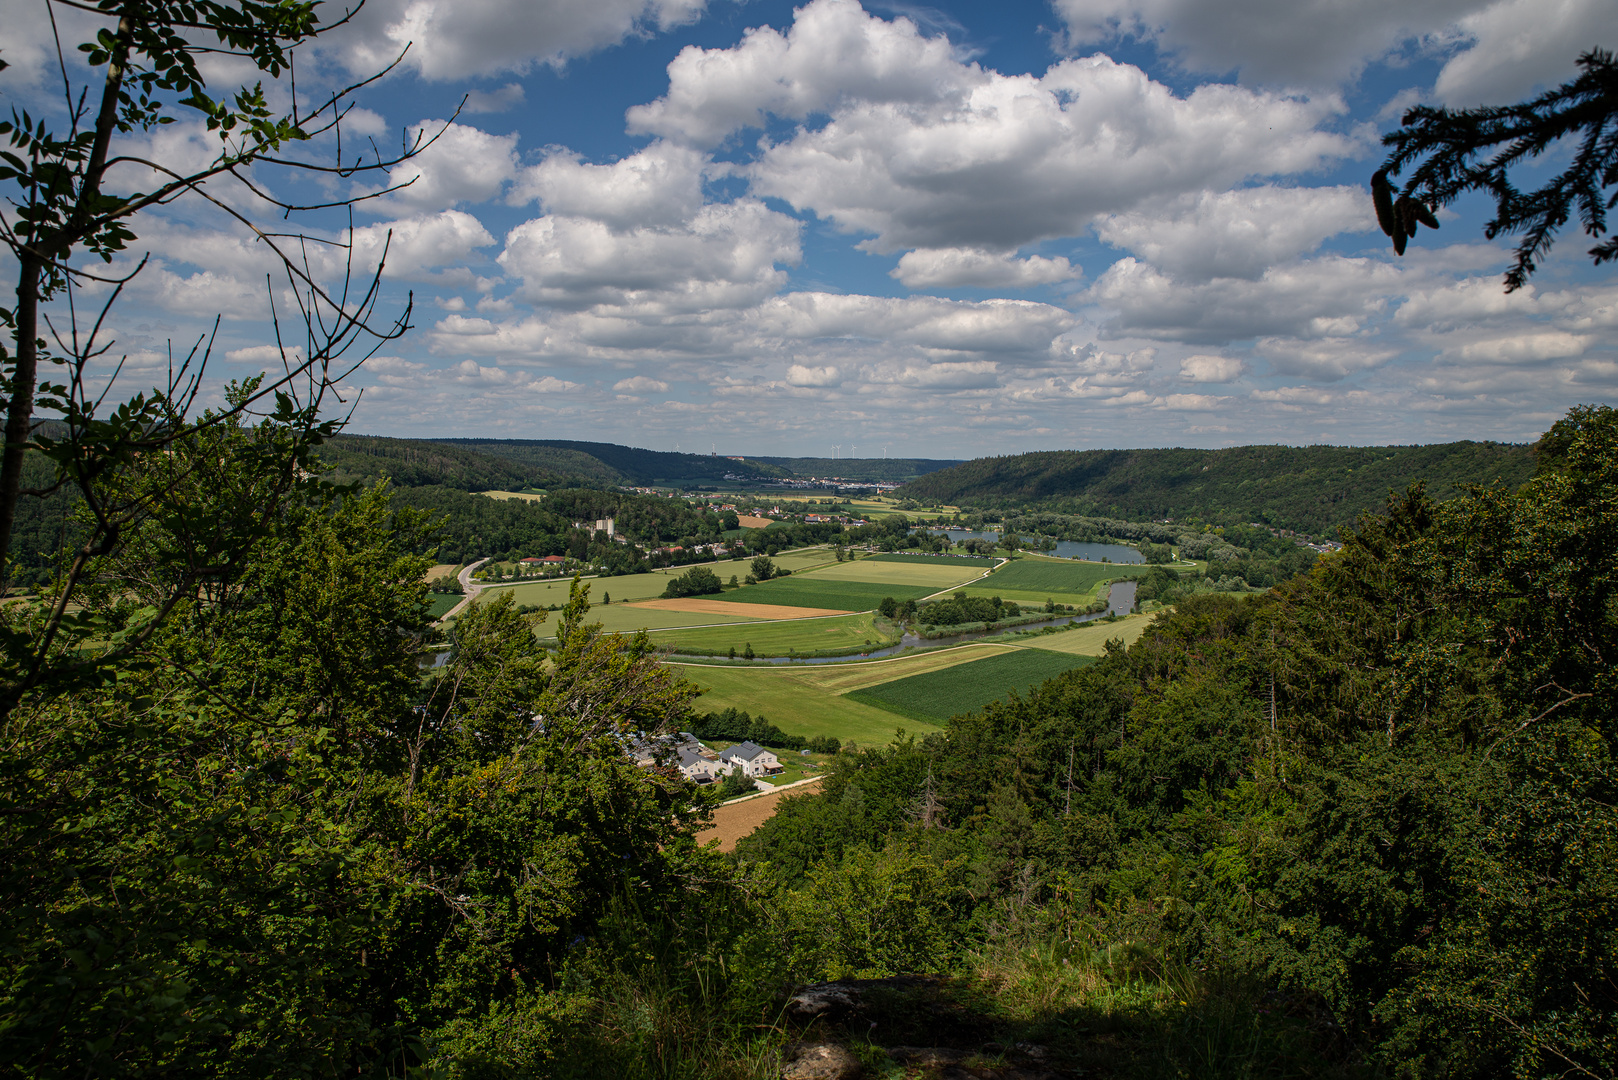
left=425, top=593, right=461, bottom=618
left=993, top=612, right=1158, bottom=656
left=846, top=649, right=1096, bottom=723
left=630, top=597, right=841, bottom=620
left=487, top=567, right=730, bottom=607
left=423, top=563, right=460, bottom=581
left=980, top=556, right=1149, bottom=595
left=655, top=612, right=896, bottom=656
left=679, top=661, right=946, bottom=745
left=481, top=490, right=545, bottom=502
left=696, top=778, right=823, bottom=852
left=527, top=602, right=768, bottom=636
left=802, top=558, right=990, bottom=590
left=866, top=553, right=1000, bottom=568
left=722, top=576, right=936, bottom=611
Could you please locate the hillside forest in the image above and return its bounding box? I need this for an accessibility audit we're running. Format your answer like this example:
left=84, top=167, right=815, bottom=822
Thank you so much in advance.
left=2, top=400, right=1613, bottom=1078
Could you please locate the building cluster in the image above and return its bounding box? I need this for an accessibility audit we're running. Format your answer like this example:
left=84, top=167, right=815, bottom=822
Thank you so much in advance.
left=629, top=732, right=783, bottom=786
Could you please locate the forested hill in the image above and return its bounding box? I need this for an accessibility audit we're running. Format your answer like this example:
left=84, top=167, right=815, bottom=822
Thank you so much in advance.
left=749, top=456, right=963, bottom=482
left=318, top=435, right=610, bottom=491
left=898, top=440, right=1535, bottom=535
left=435, top=439, right=792, bottom=485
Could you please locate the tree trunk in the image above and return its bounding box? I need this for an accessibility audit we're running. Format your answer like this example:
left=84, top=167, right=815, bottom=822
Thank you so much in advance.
left=0, top=255, right=42, bottom=584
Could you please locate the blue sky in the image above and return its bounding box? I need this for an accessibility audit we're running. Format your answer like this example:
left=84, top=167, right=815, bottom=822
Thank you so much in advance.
left=3, top=0, right=1613, bottom=457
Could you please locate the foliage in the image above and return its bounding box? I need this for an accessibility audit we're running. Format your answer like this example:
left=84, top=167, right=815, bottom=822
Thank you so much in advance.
left=662, top=565, right=723, bottom=598
left=319, top=434, right=566, bottom=491
left=918, top=592, right=1021, bottom=627
left=897, top=442, right=1533, bottom=535
left=1380, top=47, right=1618, bottom=290
left=750, top=555, right=776, bottom=581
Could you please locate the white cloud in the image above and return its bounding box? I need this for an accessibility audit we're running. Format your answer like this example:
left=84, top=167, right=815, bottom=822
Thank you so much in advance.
left=786, top=364, right=844, bottom=387
left=1050, top=0, right=1599, bottom=100
left=373, top=121, right=518, bottom=210
left=1087, top=255, right=1404, bottom=345
left=334, top=0, right=708, bottom=81
left=1093, top=186, right=1373, bottom=282
left=1256, top=335, right=1402, bottom=379
left=892, top=248, right=1079, bottom=289
left=348, top=211, right=498, bottom=281
left=614, top=375, right=670, bottom=392
left=227, top=344, right=304, bottom=365
left=511, top=141, right=708, bottom=227
left=1179, top=354, right=1246, bottom=382
left=497, top=199, right=800, bottom=312
left=627, top=0, right=1360, bottom=253
left=1452, top=331, right=1591, bottom=364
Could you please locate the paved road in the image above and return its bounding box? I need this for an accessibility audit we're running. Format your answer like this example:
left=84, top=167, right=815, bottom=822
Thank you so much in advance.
left=442, top=558, right=491, bottom=621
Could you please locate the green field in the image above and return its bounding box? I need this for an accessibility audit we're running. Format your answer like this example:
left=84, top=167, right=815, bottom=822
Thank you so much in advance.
left=679, top=663, right=946, bottom=746
left=993, top=612, right=1158, bottom=656
left=654, top=612, right=895, bottom=656
left=980, top=556, right=1148, bottom=595
left=722, top=576, right=937, bottom=611
left=425, top=592, right=462, bottom=618
left=867, top=552, right=1001, bottom=568
left=801, top=559, right=988, bottom=589
left=846, top=649, right=1096, bottom=722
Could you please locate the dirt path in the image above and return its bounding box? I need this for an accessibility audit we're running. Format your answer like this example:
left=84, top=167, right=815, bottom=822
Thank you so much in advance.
left=697, top=776, right=823, bottom=851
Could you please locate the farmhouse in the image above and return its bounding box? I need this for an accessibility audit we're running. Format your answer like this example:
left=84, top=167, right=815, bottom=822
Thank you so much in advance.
left=675, top=748, right=731, bottom=785
left=720, top=741, right=782, bottom=778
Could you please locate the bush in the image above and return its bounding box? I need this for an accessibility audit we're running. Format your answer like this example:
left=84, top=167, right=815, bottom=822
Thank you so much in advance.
left=662, top=566, right=723, bottom=599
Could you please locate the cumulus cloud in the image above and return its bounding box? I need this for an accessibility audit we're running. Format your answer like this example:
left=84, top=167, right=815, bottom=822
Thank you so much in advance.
left=1256, top=336, right=1402, bottom=379
left=1093, top=186, right=1373, bottom=281
left=627, top=0, right=1360, bottom=253
left=1179, top=354, right=1246, bottom=382
left=497, top=199, right=800, bottom=312
left=786, top=364, right=843, bottom=387
left=348, top=211, right=498, bottom=281
left=1087, top=255, right=1404, bottom=346
left=372, top=121, right=519, bottom=210
left=510, top=141, right=708, bottom=227
left=333, top=0, right=708, bottom=81
left=891, top=248, right=1079, bottom=289
left=1451, top=331, right=1591, bottom=364
left=1051, top=0, right=1599, bottom=101
left=615, top=375, right=671, bottom=392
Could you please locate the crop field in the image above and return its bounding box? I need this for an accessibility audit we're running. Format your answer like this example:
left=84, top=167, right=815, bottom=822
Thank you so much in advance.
left=630, top=597, right=841, bottom=620
left=481, top=490, right=547, bottom=502
left=991, top=612, right=1158, bottom=656
left=980, top=556, right=1148, bottom=595
left=490, top=568, right=721, bottom=607
left=867, top=552, right=1001, bottom=568
left=723, top=576, right=937, bottom=611
left=802, top=559, right=989, bottom=590
left=423, top=563, right=460, bottom=581
left=425, top=592, right=462, bottom=618
left=655, top=612, right=895, bottom=657
left=678, top=660, right=948, bottom=745
left=846, top=649, right=1096, bottom=722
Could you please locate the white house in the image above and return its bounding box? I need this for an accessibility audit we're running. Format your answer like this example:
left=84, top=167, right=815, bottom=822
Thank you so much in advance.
left=720, top=741, right=782, bottom=778
left=675, top=747, right=733, bottom=785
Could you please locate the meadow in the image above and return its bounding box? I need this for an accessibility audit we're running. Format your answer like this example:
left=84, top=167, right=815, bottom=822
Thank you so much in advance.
left=989, top=612, right=1158, bottom=655
left=846, top=649, right=1096, bottom=722
left=866, top=552, right=1000, bottom=567
left=677, top=658, right=952, bottom=745
left=979, top=555, right=1149, bottom=595
left=653, top=611, right=896, bottom=656
left=720, top=576, right=937, bottom=611
left=801, top=558, right=989, bottom=590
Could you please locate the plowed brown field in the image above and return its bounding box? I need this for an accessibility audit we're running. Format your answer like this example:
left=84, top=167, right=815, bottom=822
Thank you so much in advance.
left=629, top=598, right=849, bottom=620
left=697, top=778, right=823, bottom=851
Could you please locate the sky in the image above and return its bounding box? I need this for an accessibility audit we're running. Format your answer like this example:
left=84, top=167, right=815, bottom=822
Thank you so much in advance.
left=2, top=0, right=1614, bottom=457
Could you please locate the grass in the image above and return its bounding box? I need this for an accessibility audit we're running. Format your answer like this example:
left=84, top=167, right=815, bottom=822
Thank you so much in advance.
left=654, top=612, right=897, bottom=657
left=981, top=555, right=1149, bottom=596
left=847, top=649, right=1096, bottom=722
left=676, top=661, right=944, bottom=745
left=425, top=592, right=462, bottom=618
left=799, top=559, right=990, bottom=589
left=480, top=490, right=546, bottom=501
left=722, top=576, right=936, bottom=611
left=866, top=552, right=1000, bottom=567
left=989, top=612, right=1159, bottom=655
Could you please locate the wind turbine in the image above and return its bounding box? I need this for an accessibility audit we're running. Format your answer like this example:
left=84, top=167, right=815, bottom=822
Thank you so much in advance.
left=882, top=445, right=889, bottom=458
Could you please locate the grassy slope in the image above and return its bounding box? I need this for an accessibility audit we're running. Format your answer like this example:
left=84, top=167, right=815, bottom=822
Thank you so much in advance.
left=847, top=649, right=1097, bottom=722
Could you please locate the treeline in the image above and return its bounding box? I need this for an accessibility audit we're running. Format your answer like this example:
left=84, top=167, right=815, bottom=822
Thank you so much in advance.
left=900, top=440, right=1534, bottom=536
left=689, top=707, right=841, bottom=754
left=439, top=438, right=791, bottom=485
left=318, top=434, right=559, bottom=491
left=734, top=407, right=1618, bottom=1077
left=748, top=456, right=963, bottom=482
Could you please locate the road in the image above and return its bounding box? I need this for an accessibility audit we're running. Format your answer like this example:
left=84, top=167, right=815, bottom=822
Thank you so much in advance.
left=441, top=558, right=491, bottom=621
